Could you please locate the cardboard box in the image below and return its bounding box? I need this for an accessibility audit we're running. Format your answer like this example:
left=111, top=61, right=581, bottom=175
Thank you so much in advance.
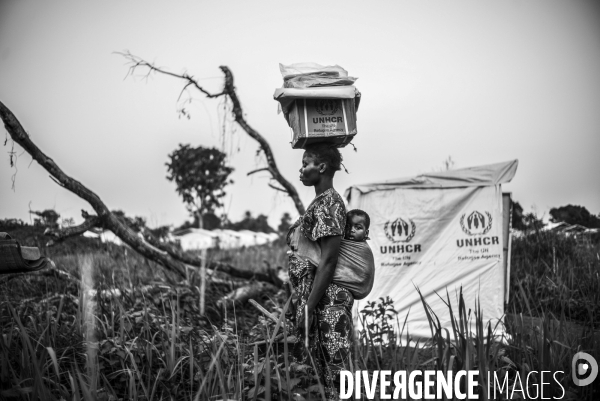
left=287, top=97, right=357, bottom=149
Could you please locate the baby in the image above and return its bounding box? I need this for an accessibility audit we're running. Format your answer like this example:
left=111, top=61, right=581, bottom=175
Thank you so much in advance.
left=344, top=209, right=370, bottom=242
left=331, top=208, right=374, bottom=300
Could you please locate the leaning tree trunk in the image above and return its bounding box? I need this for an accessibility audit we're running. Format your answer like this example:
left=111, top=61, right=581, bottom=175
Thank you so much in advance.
left=0, top=100, right=282, bottom=286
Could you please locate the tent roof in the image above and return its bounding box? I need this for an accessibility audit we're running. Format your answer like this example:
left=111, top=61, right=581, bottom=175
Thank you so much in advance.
left=173, top=228, right=218, bottom=237
left=345, top=160, right=518, bottom=198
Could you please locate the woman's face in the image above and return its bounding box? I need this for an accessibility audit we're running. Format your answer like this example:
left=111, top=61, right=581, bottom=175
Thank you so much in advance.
left=299, top=152, right=323, bottom=187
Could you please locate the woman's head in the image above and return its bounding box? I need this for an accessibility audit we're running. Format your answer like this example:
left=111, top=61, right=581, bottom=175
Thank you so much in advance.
left=299, top=143, right=343, bottom=187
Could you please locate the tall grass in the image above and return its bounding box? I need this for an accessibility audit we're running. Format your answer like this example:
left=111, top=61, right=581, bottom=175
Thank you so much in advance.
left=1, top=230, right=598, bottom=400
left=206, top=243, right=288, bottom=276
left=509, top=230, right=600, bottom=324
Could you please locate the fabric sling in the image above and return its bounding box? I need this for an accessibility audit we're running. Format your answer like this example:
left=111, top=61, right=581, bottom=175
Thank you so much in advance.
left=289, top=226, right=375, bottom=300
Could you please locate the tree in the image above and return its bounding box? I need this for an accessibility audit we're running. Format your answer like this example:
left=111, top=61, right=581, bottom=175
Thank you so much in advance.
left=177, top=212, right=222, bottom=231
left=1, top=58, right=293, bottom=286
left=111, top=210, right=147, bottom=232
left=511, top=201, right=527, bottom=231
left=30, top=209, right=60, bottom=228
left=148, top=225, right=172, bottom=242
left=549, top=204, right=600, bottom=228
left=166, top=144, right=233, bottom=229
left=278, top=212, right=293, bottom=236
left=511, top=200, right=545, bottom=232
left=1, top=101, right=188, bottom=277
left=200, top=212, right=222, bottom=230
left=226, top=211, right=274, bottom=233
left=522, top=212, right=545, bottom=232
left=119, top=52, right=306, bottom=215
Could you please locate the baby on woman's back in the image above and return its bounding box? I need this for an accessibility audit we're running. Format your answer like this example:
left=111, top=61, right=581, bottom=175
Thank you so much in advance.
left=331, top=209, right=375, bottom=300
left=344, top=209, right=370, bottom=242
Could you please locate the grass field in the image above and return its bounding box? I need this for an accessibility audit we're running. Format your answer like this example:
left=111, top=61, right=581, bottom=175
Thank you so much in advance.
left=1, top=223, right=598, bottom=400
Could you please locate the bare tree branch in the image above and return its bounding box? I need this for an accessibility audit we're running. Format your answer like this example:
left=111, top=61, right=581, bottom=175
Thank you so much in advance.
left=219, top=65, right=305, bottom=215
left=247, top=167, right=271, bottom=176
left=1, top=101, right=286, bottom=286
left=140, top=229, right=280, bottom=285
left=49, top=174, right=65, bottom=188
left=2, top=53, right=303, bottom=286
left=218, top=281, right=280, bottom=307
left=0, top=100, right=187, bottom=278
left=268, top=183, right=287, bottom=193
left=119, top=52, right=306, bottom=215
left=118, top=51, right=227, bottom=99
left=44, top=210, right=101, bottom=246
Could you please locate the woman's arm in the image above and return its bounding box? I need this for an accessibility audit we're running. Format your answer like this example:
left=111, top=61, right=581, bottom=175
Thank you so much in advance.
left=298, top=234, right=342, bottom=331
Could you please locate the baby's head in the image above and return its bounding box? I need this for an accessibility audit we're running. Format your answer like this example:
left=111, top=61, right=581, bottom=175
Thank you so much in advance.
left=345, top=209, right=370, bottom=242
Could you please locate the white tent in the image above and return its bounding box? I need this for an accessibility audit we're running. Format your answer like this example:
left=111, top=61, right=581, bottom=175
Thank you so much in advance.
left=212, top=229, right=243, bottom=249
left=174, top=228, right=278, bottom=250
left=175, top=228, right=219, bottom=251
left=83, top=230, right=123, bottom=246
left=238, top=230, right=279, bottom=246
left=345, top=160, right=518, bottom=339
left=237, top=230, right=265, bottom=246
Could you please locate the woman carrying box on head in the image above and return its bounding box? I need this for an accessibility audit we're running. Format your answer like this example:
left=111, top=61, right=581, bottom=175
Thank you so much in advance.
left=286, top=142, right=371, bottom=400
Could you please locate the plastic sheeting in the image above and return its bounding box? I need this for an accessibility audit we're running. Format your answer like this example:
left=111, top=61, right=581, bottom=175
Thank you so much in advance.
left=273, top=85, right=359, bottom=115
left=279, top=62, right=358, bottom=89
left=345, top=160, right=518, bottom=340
left=279, top=62, right=350, bottom=79
left=346, top=160, right=518, bottom=196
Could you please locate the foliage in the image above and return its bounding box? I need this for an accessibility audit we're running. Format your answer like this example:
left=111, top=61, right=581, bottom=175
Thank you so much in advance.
left=360, top=296, right=397, bottom=344
left=0, top=220, right=110, bottom=256
left=511, top=201, right=546, bottom=232
left=147, top=225, right=172, bottom=241
left=550, top=204, right=600, bottom=228
left=508, top=229, right=600, bottom=323
left=277, top=212, right=293, bottom=237
left=110, top=210, right=147, bottom=233
left=60, top=217, right=75, bottom=228
left=511, top=201, right=527, bottom=231
left=166, top=144, right=233, bottom=228
left=225, top=211, right=274, bottom=233
left=0, top=242, right=287, bottom=400
left=1, top=221, right=599, bottom=400
left=207, top=243, right=287, bottom=275
left=29, top=209, right=60, bottom=228
left=0, top=218, right=27, bottom=229
left=177, top=212, right=222, bottom=231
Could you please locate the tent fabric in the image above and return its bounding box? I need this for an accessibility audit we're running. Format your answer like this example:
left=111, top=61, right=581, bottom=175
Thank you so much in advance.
left=176, top=229, right=278, bottom=250
left=345, top=160, right=518, bottom=198
left=345, top=161, right=517, bottom=340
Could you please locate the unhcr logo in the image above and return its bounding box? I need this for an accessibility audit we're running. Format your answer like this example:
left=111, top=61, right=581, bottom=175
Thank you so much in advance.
left=460, top=211, right=492, bottom=236
left=381, top=218, right=421, bottom=255
left=457, top=210, right=499, bottom=248
left=384, top=218, right=416, bottom=243
left=315, top=99, right=339, bottom=116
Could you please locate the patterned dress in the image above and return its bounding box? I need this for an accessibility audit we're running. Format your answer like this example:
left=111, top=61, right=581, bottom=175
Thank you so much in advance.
left=287, top=188, right=354, bottom=400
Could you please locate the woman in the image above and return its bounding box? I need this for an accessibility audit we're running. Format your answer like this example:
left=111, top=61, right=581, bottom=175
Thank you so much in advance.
left=287, top=143, right=353, bottom=400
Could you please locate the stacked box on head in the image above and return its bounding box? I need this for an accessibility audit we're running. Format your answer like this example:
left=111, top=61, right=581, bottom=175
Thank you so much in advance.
left=287, top=97, right=357, bottom=149
left=274, top=62, right=360, bottom=149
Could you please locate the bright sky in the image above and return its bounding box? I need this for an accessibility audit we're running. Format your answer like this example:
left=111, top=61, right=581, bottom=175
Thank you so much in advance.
left=1, top=0, right=599, bottom=229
